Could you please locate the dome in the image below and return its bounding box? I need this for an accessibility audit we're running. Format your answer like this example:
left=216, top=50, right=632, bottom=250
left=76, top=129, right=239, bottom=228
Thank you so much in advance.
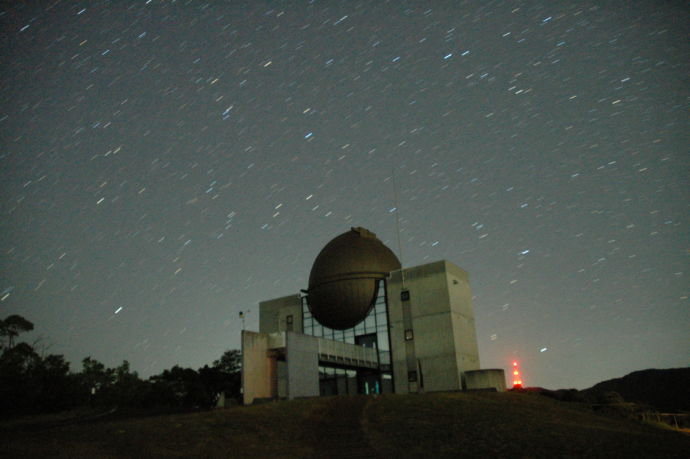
left=307, top=227, right=401, bottom=330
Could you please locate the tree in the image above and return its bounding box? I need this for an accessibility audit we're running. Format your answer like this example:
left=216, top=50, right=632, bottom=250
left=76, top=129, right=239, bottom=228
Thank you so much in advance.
left=34, top=354, right=76, bottom=411
left=0, top=317, right=243, bottom=414
left=599, top=391, right=625, bottom=405
left=213, top=349, right=242, bottom=374
left=110, top=360, right=148, bottom=407
left=201, top=349, right=242, bottom=405
left=78, top=356, right=115, bottom=406
left=149, top=366, right=212, bottom=408
left=0, top=314, right=34, bottom=349
left=0, top=343, right=39, bottom=413
left=0, top=342, right=40, bottom=372
left=0, top=342, right=75, bottom=413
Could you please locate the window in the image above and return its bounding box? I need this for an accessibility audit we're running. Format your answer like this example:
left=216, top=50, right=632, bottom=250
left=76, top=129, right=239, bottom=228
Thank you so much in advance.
left=286, top=315, right=293, bottom=324
left=364, top=314, right=376, bottom=330
left=401, top=290, right=410, bottom=301
left=356, top=333, right=377, bottom=349
left=377, top=331, right=390, bottom=351
left=408, top=371, right=417, bottom=382
left=405, top=329, right=414, bottom=341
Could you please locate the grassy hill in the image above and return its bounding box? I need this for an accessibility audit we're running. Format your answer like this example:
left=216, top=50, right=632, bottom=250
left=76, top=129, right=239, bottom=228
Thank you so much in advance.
left=2, top=391, right=689, bottom=458
left=582, top=367, right=690, bottom=412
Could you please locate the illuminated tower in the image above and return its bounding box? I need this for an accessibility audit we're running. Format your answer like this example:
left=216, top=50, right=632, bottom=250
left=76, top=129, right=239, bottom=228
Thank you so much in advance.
left=512, top=361, right=523, bottom=389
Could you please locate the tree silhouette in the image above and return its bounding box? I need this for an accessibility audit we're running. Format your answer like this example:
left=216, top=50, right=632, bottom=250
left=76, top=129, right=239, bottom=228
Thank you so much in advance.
left=213, top=349, right=242, bottom=373
left=0, top=315, right=243, bottom=415
left=0, top=314, right=34, bottom=349
left=198, top=349, right=242, bottom=406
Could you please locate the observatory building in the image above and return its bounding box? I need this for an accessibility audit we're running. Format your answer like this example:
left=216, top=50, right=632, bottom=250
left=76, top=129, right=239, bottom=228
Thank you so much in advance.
left=241, top=227, right=505, bottom=404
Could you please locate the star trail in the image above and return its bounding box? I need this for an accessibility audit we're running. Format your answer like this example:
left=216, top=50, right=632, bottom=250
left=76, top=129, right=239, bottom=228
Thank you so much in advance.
left=1, top=1, right=687, bottom=389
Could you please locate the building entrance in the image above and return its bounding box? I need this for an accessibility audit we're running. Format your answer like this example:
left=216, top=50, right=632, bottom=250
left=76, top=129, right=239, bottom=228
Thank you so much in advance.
left=357, top=370, right=381, bottom=394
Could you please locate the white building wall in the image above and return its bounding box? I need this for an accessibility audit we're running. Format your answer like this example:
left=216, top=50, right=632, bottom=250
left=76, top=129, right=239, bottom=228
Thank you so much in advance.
left=388, top=260, right=480, bottom=394
left=285, top=332, right=319, bottom=400
left=465, top=369, right=506, bottom=392
left=444, top=261, right=481, bottom=379
left=259, top=294, right=303, bottom=334
left=241, top=331, right=275, bottom=405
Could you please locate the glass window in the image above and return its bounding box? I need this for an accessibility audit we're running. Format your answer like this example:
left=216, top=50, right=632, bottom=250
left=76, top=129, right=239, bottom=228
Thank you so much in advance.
left=355, top=333, right=377, bottom=349
left=377, top=332, right=389, bottom=351
left=375, top=313, right=386, bottom=327
left=379, top=351, right=390, bottom=365
left=298, top=278, right=394, bottom=394
left=364, top=314, right=376, bottom=330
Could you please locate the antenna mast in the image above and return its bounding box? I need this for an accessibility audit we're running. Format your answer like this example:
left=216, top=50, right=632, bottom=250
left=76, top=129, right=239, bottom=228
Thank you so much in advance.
left=392, top=167, right=406, bottom=288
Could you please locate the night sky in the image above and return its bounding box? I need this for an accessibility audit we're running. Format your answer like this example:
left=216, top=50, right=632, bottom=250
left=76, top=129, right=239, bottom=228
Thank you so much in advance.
left=2, top=1, right=688, bottom=390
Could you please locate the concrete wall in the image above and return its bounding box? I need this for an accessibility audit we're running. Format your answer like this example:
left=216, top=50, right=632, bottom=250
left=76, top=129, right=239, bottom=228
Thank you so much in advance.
left=388, top=260, right=480, bottom=394
left=259, top=294, right=303, bottom=334
left=241, top=331, right=275, bottom=405
left=285, top=332, right=319, bottom=400
left=386, top=273, right=411, bottom=393
left=444, top=261, right=481, bottom=378
left=277, top=360, right=287, bottom=398
left=465, top=369, right=506, bottom=392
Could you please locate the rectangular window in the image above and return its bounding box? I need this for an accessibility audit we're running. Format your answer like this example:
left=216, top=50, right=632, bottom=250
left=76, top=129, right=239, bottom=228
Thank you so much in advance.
left=408, top=371, right=417, bottom=382
left=401, top=290, right=410, bottom=301
left=364, top=314, right=376, bottom=330
left=377, top=331, right=390, bottom=351
left=355, top=333, right=377, bottom=349
left=405, top=329, right=414, bottom=341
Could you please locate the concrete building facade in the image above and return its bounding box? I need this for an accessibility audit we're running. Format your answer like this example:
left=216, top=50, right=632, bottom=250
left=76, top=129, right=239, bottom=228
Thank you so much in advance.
left=387, top=260, right=480, bottom=394
left=241, top=228, right=504, bottom=404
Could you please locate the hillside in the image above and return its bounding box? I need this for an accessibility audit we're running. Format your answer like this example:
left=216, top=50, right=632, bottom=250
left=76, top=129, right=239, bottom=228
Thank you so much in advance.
left=582, top=367, right=690, bottom=412
left=2, top=391, right=689, bottom=458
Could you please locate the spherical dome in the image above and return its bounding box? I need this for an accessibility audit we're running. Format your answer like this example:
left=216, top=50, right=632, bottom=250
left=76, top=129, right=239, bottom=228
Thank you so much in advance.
left=307, top=227, right=401, bottom=330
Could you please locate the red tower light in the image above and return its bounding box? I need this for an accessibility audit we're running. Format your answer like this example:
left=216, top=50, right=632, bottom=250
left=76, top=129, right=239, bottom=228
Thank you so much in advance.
left=512, top=361, right=523, bottom=389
